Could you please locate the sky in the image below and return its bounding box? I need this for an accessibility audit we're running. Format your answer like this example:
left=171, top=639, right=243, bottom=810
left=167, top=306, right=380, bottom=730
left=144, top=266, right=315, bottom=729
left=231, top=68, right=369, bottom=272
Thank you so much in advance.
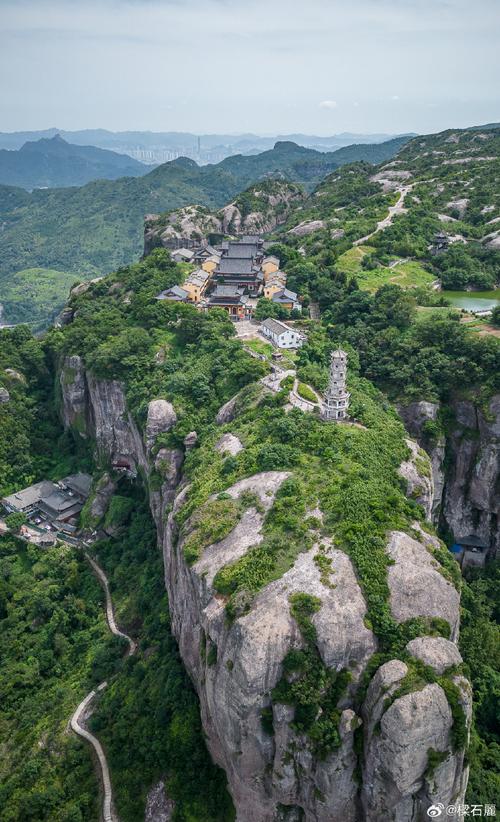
left=1, top=0, right=499, bottom=136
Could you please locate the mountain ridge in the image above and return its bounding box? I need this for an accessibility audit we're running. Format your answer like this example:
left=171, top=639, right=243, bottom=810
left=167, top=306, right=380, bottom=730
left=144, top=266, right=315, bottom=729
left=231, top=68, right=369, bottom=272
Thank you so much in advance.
left=0, top=134, right=149, bottom=190
left=0, top=136, right=410, bottom=326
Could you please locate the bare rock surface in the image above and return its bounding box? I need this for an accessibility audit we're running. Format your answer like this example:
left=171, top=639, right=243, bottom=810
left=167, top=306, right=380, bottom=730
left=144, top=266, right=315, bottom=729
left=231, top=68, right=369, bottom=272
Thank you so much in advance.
left=145, top=399, right=177, bottom=452
left=386, top=530, right=460, bottom=639
left=397, top=401, right=445, bottom=521
left=215, top=394, right=239, bottom=424
left=0, top=386, right=9, bottom=403
left=89, top=473, right=116, bottom=524
left=406, top=636, right=463, bottom=674
left=398, top=439, right=433, bottom=519
left=4, top=368, right=25, bottom=382
left=86, top=374, right=148, bottom=474
left=162, top=473, right=380, bottom=821
left=183, top=430, right=198, bottom=450
left=215, top=432, right=244, bottom=456
left=60, top=355, right=88, bottom=434
left=287, top=219, right=326, bottom=236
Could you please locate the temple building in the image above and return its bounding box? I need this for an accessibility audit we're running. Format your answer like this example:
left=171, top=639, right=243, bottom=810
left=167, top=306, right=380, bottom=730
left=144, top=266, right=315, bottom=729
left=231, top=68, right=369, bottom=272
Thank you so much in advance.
left=206, top=284, right=250, bottom=318
left=322, top=349, right=350, bottom=421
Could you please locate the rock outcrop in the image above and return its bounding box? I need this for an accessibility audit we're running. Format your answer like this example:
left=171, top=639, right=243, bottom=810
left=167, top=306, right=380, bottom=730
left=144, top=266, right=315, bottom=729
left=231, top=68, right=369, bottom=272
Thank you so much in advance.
left=144, top=780, right=175, bottom=822
left=399, top=395, right=500, bottom=557
left=143, top=182, right=303, bottom=254
left=361, top=661, right=471, bottom=822
left=398, top=438, right=434, bottom=519
left=287, top=219, right=326, bottom=236
left=145, top=399, right=177, bottom=453
left=386, top=530, right=460, bottom=641
left=59, top=357, right=471, bottom=821
left=397, top=401, right=445, bottom=521
left=215, top=433, right=243, bottom=456
left=161, top=471, right=467, bottom=821
left=88, top=472, right=116, bottom=525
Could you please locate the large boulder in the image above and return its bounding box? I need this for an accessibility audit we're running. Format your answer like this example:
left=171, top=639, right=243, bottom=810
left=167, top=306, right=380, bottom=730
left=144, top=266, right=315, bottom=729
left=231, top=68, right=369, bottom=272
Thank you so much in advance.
left=288, top=219, right=326, bottom=236
left=145, top=399, right=177, bottom=453
left=386, top=530, right=460, bottom=640
left=215, top=433, right=243, bottom=456
left=406, top=636, right=463, bottom=675
left=362, top=662, right=471, bottom=822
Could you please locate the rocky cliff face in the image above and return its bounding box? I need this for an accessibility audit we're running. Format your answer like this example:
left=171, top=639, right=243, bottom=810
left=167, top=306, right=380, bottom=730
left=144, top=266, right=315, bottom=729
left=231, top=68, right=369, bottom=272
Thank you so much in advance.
left=399, top=396, right=500, bottom=557
left=162, top=463, right=469, bottom=822
left=143, top=181, right=303, bottom=255
left=59, top=361, right=471, bottom=821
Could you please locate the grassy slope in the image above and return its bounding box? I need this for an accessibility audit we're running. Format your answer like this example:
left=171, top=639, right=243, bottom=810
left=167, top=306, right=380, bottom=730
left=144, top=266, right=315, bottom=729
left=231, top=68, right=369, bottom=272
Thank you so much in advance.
left=336, top=246, right=435, bottom=291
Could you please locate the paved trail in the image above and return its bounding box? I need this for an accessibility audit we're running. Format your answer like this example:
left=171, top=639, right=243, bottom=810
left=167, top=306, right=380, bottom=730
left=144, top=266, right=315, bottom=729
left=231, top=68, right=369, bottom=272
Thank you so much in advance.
left=70, top=552, right=136, bottom=822
left=354, top=184, right=413, bottom=246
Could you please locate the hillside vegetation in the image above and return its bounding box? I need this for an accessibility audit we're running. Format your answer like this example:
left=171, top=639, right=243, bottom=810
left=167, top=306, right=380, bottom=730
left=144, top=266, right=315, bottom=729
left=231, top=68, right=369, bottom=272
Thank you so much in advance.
left=0, top=135, right=149, bottom=190
left=276, top=124, right=500, bottom=298
left=47, top=246, right=499, bottom=808
left=0, top=138, right=408, bottom=326
left=1, top=223, right=499, bottom=813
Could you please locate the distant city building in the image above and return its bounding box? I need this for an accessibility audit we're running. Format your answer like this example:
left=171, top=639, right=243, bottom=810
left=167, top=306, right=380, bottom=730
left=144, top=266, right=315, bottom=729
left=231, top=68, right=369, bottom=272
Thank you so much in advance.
left=260, top=317, right=305, bottom=348
left=322, top=349, right=350, bottom=421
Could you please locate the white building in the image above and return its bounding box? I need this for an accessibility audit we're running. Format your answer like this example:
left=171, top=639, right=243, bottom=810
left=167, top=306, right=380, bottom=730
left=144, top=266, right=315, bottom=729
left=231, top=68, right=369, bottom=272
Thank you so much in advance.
left=322, top=349, right=350, bottom=420
left=260, top=317, right=305, bottom=349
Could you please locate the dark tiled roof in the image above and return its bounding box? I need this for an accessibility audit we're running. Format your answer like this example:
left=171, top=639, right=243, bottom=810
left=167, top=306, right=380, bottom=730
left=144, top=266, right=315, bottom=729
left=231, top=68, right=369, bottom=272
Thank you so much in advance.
left=272, top=288, right=298, bottom=303
left=456, top=534, right=489, bottom=549
left=212, top=285, right=245, bottom=297
left=241, top=235, right=262, bottom=243
left=156, top=285, right=189, bottom=301
left=217, top=257, right=256, bottom=275
left=60, top=473, right=92, bottom=497
left=225, top=243, right=259, bottom=259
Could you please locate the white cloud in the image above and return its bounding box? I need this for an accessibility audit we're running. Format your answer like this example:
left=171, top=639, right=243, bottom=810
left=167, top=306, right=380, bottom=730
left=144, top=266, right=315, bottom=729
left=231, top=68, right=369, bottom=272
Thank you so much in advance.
left=319, top=100, right=338, bottom=109
left=391, top=95, right=400, bottom=101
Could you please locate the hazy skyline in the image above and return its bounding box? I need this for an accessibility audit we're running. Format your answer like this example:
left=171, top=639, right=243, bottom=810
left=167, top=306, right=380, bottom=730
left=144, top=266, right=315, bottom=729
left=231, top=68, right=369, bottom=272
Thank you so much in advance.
left=1, top=0, right=499, bottom=136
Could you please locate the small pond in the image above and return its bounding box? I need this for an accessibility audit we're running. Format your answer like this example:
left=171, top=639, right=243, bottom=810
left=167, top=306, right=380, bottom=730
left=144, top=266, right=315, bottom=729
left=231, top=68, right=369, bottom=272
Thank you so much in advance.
left=443, top=290, right=500, bottom=312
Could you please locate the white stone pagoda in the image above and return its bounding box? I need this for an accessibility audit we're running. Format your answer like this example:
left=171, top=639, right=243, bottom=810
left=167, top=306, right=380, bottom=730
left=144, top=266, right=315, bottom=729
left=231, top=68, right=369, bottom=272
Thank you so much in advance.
left=322, top=349, right=350, bottom=421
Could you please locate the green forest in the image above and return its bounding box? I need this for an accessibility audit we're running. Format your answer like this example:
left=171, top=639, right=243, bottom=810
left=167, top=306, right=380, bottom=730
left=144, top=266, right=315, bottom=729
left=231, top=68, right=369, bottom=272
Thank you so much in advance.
left=1, top=123, right=499, bottom=820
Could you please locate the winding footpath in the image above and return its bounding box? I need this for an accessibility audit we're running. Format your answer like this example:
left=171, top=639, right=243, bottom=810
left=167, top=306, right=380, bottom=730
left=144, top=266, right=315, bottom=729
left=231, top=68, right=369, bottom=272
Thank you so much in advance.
left=70, top=552, right=136, bottom=822
left=354, top=183, right=413, bottom=246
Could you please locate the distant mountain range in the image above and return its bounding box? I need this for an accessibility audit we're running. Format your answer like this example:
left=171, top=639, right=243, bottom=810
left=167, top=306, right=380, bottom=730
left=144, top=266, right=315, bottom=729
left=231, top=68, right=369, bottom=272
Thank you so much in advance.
left=0, top=135, right=149, bottom=190
left=0, top=135, right=411, bottom=327
left=0, top=127, right=413, bottom=166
